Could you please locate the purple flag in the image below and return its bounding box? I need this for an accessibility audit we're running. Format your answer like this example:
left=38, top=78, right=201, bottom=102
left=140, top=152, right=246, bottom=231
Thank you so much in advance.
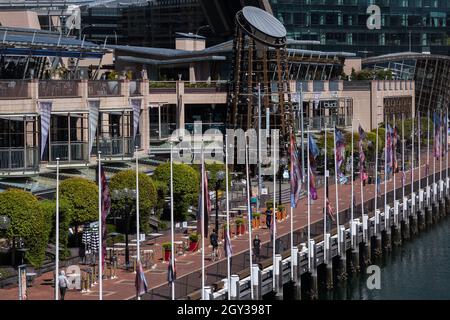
left=358, top=125, right=368, bottom=181
left=290, top=133, right=302, bottom=208
left=335, top=127, right=346, bottom=180
left=135, top=260, right=148, bottom=296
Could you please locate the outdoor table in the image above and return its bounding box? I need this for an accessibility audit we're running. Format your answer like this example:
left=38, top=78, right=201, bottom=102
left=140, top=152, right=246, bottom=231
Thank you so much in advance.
left=146, top=233, right=163, bottom=245
left=173, top=240, right=184, bottom=255
left=26, top=272, right=37, bottom=287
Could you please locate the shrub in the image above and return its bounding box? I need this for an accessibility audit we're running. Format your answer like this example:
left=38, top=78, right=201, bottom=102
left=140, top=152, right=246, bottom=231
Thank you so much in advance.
left=40, top=199, right=72, bottom=259
left=153, top=162, right=200, bottom=221
left=252, top=212, right=261, bottom=219
left=0, top=189, right=51, bottom=267
left=235, top=218, right=244, bottom=226
left=109, top=170, right=157, bottom=234
left=60, top=177, right=98, bottom=229
left=162, top=242, right=172, bottom=250
left=189, top=232, right=199, bottom=242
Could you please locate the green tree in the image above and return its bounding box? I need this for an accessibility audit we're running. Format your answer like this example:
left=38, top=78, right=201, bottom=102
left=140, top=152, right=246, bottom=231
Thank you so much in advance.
left=40, top=199, right=72, bottom=259
left=153, top=162, right=200, bottom=221
left=60, top=177, right=98, bottom=231
left=0, top=189, right=51, bottom=267
left=109, top=170, right=157, bottom=233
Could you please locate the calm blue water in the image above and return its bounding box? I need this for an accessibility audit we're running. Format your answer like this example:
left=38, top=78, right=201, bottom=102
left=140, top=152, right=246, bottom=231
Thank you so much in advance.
left=329, top=217, right=450, bottom=300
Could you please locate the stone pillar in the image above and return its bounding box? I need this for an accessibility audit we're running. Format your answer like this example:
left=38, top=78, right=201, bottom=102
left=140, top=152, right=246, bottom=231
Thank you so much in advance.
left=324, top=233, right=333, bottom=290
left=308, top=240, right=317, bottom=299
left=393, top=200, right=401, bottom=246
left=274, top=254, right=283, bottom=300
left=350, top=219, right=360, bottom=273
left=204, top=286, right=212, bottom=300
left=337, top=226, right=347, bottom=281
left=374, top=209, right=382, bottom=257
left=230, top=274, right=240, bottom=300
left=402, top=196, right=410, bottom=241
left=362, top=214, right=371, bottom=265
left=252, top=264, right=262, bottom=300
left=384, top=205, right=392, bottom=252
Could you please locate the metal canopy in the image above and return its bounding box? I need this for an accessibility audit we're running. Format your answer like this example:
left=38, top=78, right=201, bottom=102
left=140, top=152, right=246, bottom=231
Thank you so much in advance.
left=242, top=6, right=286, bottom=38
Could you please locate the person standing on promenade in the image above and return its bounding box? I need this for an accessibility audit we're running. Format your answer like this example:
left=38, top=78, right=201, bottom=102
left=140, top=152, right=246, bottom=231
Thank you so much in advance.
left=253, top=234, right=261, bottom=261
left=58, top=270, right=70, bottom=300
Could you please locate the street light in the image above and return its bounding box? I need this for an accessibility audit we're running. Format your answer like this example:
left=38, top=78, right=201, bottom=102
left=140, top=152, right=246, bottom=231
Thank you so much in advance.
left=215, top=170, right=225, bottom=232
left=111, top=188, right=136, bottom=269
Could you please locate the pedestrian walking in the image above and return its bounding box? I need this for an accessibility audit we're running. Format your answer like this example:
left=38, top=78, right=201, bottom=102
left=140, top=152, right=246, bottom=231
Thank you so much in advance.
left=58, top=270, right=70, bottom=300
left=265, top=208, right=272, bottom=229
left=253, top=235, right=261, bottom=261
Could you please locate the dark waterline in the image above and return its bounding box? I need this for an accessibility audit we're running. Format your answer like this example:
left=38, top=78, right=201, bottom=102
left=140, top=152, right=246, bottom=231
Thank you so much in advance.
left=280, top=216, right=450, bottom=300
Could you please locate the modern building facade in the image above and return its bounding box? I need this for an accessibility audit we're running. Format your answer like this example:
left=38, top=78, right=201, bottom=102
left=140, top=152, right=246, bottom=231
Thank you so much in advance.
left=269, top=0, right=450, bottom=56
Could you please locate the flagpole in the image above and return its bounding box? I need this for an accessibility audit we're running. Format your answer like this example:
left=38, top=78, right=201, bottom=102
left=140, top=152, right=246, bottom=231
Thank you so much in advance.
left=333, top=127, right=340, bottom=255
left=55, top=157, right=60, bottom=301
left=245, top=134, right=254, bottom=300
left=427, top=109, right=430, bottom=186
left=323, top=126, right=327, bottom=240
left=290, top=128, right=295, bottom=280
left=225, top=134, right=231, bottom=300
left=170, top=142, right=175, bottom=300
left=447, top=109, right=449, bottom=181
left=434, top=111, right=436, bottom=186
left=135, top=146, right=142, bottom=300
left=402, top=114, right=405, bottom=200
left=440, top=110, right=443, bottom=183
left=307, top=131, right=311, bottom=269
left=351, top=120, right=354, bottom=242
left=201, top=143, right=205, bottom=300
left=384, top=117, right=388, bottom=230
left=272, top=130, right=277, bottom=290
left=418, top=111, right=421, bottom=190
left=300, top=93, right=305, bottom=183
left=411, top=113, right=415, bottom=198
left=359, top=121, right=365, bottom=230
left=257, top=83, right=262, bottom=214
left=374, top=122, right=379, bottom=234
left=98, top=151, right=103, bottom=300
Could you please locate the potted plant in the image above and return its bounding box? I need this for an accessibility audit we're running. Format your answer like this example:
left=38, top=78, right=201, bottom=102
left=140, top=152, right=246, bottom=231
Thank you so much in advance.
left=252, top=212, right=261, bottom=229
left=278, top=205, right=286, bottom=220
left=162, top=242, right=172, bottom=262
left=235, top=218, right=244, bottom=235
left=188, top=232, right=199, bottom=251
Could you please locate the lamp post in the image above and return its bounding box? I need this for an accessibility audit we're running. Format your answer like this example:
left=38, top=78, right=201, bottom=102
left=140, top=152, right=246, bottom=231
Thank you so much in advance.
left=111, top=188, right=136, bottom=269
left=279, top=156, right=288, bottom=205
left=214, top=170, right=225, bottom=233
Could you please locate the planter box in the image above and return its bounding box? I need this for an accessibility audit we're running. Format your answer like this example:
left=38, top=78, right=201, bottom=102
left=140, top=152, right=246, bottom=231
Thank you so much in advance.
left=188, top=241, right=198, bottom=252
left=163, top=249, right=171, bottom=262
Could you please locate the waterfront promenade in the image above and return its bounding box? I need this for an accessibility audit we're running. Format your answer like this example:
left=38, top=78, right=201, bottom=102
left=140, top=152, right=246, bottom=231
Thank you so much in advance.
left=0, top=159, right=444, bottom=300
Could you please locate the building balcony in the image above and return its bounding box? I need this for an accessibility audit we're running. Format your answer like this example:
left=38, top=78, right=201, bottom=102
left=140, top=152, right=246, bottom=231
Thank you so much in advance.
left=0, top=147, right=39, bottom=177
left=0, top=80, right=30, bottom=99
left=91, top=136, right=140, bottom=161
left=88, top=80, right=121, bottom=97
left=38, top=80, right=80, bottom=98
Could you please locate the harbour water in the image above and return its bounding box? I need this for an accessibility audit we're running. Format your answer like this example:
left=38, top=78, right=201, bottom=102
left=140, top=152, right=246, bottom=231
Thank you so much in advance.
left=326, top=216, right=450, bottom=300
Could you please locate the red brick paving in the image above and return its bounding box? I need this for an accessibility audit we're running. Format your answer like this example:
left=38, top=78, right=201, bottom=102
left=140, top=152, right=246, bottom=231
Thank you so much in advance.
left=0, top=158, right=447, bottom=300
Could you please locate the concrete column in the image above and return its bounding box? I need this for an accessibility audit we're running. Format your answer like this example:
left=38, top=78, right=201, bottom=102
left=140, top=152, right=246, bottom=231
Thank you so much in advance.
left=308, top=240, right=317, bottom=299
left=291, top=246, right=299, bottom=283
left=324, top=234, right=333, bottom=290
left=432, top=182, right=438, bottom=223
left=393, top=200, right=401, bottom=246
left=176, top=81, right=185, bottom=130
left=230, top=275, right=240, bottom=300
left=204, top=286, right=212, bottom=300
left=350, top=219, right=360, bottom=273
left=252, top=264, right=262, bottom=300
left=384, top=206, right=392, bottom=252
left=374, top=209, right=382, bottom=257
left=274, top=254, right=283, bottom=299
left=402, top=197, right=410, bottom=241
left=362, top=214, right=371, bottom=265
left=417, top=189, right=424, bottom=232
left=337, top=226, right=347, bottom=281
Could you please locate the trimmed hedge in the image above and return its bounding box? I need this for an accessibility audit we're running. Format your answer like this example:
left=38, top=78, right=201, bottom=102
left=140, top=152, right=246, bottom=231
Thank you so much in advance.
left=0, top=189, right=51, bottom=267
left=153, top=162, right=200, bottom=221
left=60, top=177, right=98, bottom=227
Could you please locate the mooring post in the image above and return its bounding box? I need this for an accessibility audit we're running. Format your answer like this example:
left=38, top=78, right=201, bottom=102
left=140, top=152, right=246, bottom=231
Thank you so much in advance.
left=432, top=182, right=438, bottom=223
left=384, top=205, right=392, bottom=252
left=417, top=189, right=424, bottom=232
left=324, top=234, right=333, bottom=290
left=252, top=264, right=262, bottom=300
left=375, top=209, right=382, bottom=257
left=204, top=286, right=212, bottom=300
left=291, top=246, right=299, bottom=284
left=350, top=219, right=360, bottom=273
left=425, top=185, right=433, bottom=226
left=338, top=226, right=347, bottom=281
left=446, top=177, right=450, bottom=216
left=274, top=254, right=283, bottom=300
left=230, top=274, right=240, bottom=300
left=439, top=179, right=445, bottom=219
left=308, top=240, right=317, bottom=299
left=402, top=196, right=410, bottom=240
left=362, top=214, right=371, bottom=265
left=393, top=200, right=402, bottom=246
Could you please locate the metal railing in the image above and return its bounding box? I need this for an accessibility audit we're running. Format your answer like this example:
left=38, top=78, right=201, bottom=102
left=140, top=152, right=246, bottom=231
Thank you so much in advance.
left=0, top=80, right=29, bottom=99
left=50, top=142, right=88, bottom=163
left=39, top=80, right=79, bottom=98
left=92, top=137, right=136, bottom=158
left=0, top=147, right=39, bottom=172
left=88, top=81, right=121, bottom=97
left=184, top=81, right=228, bottom=93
